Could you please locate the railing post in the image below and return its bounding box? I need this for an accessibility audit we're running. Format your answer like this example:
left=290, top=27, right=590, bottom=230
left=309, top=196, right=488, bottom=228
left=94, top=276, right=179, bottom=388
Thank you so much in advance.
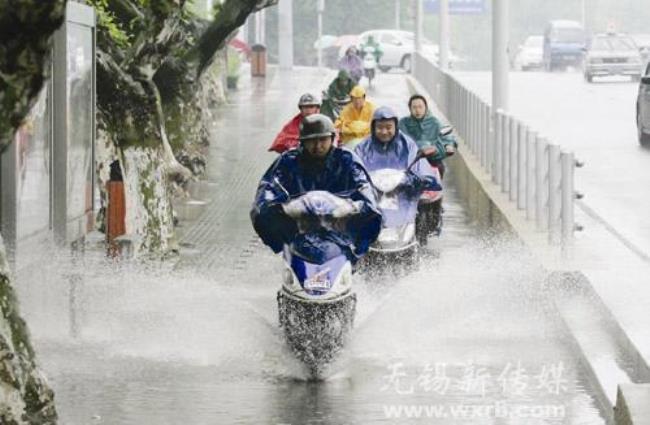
left=473, top=96, right=479, bottom=155
left=526, top=130, right=537, bottom=220
left=561, top=151, right=576, bottom=247
left=501, top=115, right=510, bottom=193
left=535, top=137, right=549, bottom=231
left=493, top=110, right=503, bottom=184
left=472, top=94, right=477, bottom=154
left=517, top=124, right=527, bottom=210
left=509, top=119, right=518, bottom=202
left=548, top=144, right=562, bottom=244
left=482, top=103, right=492, bottom=170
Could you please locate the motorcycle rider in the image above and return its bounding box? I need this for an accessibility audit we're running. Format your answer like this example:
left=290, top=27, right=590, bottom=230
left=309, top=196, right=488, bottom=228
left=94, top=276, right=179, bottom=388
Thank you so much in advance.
left=268, top=93, right=322, bottom=154
left=321, top=70, right=356, bottom=120
left=336, top=85, right=375, bottom=148
left=338, top=46, right=363, bottom=84
left=398, top=94, right=457, bottom=178
left=360, top=35, right=383, bottom=64
left=251, top=114, right=382, bottom=264
left=355, top=106, right=441, bottom=199
left=399, top=94, right=455, bottom=236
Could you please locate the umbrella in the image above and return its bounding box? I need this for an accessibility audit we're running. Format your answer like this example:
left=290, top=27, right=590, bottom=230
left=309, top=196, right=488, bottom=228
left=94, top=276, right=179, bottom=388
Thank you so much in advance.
left=313, top=35, right=338, bottom=49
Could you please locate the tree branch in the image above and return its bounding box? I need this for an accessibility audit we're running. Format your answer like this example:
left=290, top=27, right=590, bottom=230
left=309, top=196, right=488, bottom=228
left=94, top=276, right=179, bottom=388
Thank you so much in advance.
left=193, top=0, right=278, bottom=77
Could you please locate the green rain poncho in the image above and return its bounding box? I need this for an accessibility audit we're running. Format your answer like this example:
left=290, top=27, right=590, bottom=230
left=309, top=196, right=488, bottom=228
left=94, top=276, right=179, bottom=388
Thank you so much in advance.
left=398, top=111, right=457, bottom=163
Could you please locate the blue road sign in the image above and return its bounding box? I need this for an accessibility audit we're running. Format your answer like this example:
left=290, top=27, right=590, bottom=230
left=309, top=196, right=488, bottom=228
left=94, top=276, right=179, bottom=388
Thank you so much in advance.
left=425, top=0, right=487, bottom=15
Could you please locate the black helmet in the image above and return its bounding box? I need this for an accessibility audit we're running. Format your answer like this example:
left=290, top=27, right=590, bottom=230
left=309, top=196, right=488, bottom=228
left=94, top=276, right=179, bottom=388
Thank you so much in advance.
left=299, top=114, right=336, bottom=141
left=298, top=93, right=321, bottom=108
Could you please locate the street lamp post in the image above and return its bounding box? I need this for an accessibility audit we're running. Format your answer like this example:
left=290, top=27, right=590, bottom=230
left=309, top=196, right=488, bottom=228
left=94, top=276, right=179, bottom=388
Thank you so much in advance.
left=279, top=0, right=294, bottom=69
left=492, top=0, right=510, bottom=113
left=395, top=0, right=401, bottom=30
left=439, top=0, right=450, bottom=70
left=414, top=0, right=423, bottom=75
left=317, top=0, right=324, bottom=69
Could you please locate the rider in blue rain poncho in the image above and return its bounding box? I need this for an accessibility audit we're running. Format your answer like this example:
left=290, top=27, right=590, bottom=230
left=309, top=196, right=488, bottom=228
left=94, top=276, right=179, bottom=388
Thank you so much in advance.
left=250, top=114, right=382, bottom=264
left=354, top=106, right=442, bottom=227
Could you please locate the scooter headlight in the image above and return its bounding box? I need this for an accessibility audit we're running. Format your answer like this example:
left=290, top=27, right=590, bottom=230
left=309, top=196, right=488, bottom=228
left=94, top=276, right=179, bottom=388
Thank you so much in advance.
left=283, top=268, right=295, bottom=286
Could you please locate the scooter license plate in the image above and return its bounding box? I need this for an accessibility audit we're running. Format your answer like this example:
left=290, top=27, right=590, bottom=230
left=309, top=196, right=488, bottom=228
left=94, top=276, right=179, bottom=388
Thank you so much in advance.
left=304, top=277, right=331, bottom=291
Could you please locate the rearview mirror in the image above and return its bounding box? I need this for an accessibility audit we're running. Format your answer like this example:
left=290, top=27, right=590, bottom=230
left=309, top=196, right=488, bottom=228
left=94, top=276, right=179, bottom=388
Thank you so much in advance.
left=439, top=126, right=454, bottom=137
left=642, top=76, right=650, bottom=85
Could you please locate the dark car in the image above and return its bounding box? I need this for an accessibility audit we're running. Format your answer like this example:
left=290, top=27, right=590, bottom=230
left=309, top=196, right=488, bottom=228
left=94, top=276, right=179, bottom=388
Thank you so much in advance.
left=637, top=62, right=650, bottom=145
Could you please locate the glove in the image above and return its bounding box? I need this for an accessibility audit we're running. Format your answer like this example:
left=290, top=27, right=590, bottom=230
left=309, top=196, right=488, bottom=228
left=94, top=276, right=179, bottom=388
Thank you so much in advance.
left=282, top=198, right=305, bottom=218
left=331, top=200, right=363, bottom=218
left=399, top=170, right=421, bottom=190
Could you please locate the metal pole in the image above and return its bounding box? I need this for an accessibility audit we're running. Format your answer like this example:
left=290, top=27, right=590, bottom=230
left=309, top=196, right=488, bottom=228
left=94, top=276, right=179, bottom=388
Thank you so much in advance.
left=395, top=0, right=401, bottom=30
left=526, top=130, right=537, bottom=220
left=493, top=110, right=503, bottom=183
left=254, top=12, right=261, bottom=44
left=501, top=115, right=510, bottom=193
left=414, top=0, right=423, bottom=75
left=278, top=0, right=294, bottom=70
left=535, top=138, right=549, bottom=231
left=478, top=99, right=485, bottom=168
left=517, top=125, right=527, bottom=210
left=317, top=0, right=324, bottom=69
left=509, top=119, right=518, bottom=202
left=561, top=151, right=576, bottom=246
left=548, top=144, right=562, bottom=244
left=439, top=0, right=450, bottom=70
left=492, top=0, right=510, bottom=112
left=260, top=9, right=266, bottom=45
left=483, top=104, right=494, bottom=174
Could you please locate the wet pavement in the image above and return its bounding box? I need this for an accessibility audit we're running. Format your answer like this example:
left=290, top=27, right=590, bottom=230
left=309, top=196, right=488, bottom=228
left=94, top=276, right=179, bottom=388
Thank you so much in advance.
left=16, top=68, right=605, bottom=424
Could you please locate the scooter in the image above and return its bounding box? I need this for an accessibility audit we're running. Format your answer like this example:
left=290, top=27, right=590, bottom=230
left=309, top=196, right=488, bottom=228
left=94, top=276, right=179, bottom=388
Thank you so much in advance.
left=365, top=165, right=421, bottom=269
left=321, top=91, right=351, bottom=122
left=415, top=126, right=454, bottom=246
left=361, top=47, right=378, bottom=87
left=276, top=190, right=361, bottom=377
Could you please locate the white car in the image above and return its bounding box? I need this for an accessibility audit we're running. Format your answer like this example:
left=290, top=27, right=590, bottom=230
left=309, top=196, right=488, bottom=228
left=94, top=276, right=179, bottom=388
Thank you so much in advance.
left=357, top=30, right=452, bottom=72
left=513, top=35, right=544, bottom=71
left=583, top=33, right=642, bottom=82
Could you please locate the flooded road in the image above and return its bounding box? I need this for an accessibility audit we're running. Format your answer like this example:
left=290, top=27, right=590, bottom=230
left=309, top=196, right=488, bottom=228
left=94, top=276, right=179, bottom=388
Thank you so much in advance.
left=17, top=70, right=604, bottom=424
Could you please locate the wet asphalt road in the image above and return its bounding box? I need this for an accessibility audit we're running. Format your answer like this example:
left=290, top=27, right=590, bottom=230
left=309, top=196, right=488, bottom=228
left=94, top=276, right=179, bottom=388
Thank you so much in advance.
left=15, top=69, right=605, bottom=424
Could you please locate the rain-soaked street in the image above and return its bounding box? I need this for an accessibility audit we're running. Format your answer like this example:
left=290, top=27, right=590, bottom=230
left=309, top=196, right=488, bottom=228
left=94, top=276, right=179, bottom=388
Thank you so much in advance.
left=15, top=69, right=605, bottom=424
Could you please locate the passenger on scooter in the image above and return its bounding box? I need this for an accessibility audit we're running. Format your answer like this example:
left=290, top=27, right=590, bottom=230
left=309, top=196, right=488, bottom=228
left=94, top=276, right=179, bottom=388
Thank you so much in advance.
left=251, top=114, right=382, bottom=264
left=398, top=94, right=457, bottom=178
left=336, top=85, right=375, bottom=148
left=321, top=70, right=356, bottom=120
left=268, top=93, right=322, bottom=153
left=338, top=46, right=363, bottom=84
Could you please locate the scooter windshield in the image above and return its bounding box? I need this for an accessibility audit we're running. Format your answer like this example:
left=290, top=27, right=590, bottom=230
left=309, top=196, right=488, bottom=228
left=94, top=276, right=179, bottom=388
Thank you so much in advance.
left=370, top=168, right=419, bottom=228
left=289, top=191, right=353, bottom=264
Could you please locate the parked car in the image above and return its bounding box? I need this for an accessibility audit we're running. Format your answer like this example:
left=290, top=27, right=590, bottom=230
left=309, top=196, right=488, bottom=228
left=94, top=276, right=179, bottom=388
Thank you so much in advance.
left=637, top=62, right=650, bottom=145
left=631, top=33, right=650, bottom=66
left=543, top=20, right=586, bottom=71
left=357, top=30, right=455, bottom=72
left=513, top=35, right=544, bottom=71
left=583, top=33, right=642, bottom=82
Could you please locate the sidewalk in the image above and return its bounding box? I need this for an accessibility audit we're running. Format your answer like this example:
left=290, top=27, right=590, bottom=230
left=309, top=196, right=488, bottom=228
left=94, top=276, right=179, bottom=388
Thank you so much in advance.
left=172, top=66, right=334, bottom=275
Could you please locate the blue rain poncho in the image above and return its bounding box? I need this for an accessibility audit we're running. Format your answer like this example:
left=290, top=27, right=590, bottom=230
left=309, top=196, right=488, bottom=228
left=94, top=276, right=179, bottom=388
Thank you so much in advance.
left=250, top=147, right=382, bottom=263
left=354, top=106, right=442, bottom=227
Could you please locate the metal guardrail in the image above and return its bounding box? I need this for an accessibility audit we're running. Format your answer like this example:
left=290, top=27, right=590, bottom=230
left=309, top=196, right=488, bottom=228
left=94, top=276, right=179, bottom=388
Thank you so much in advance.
left=414, top=53, right=583, bottom=248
